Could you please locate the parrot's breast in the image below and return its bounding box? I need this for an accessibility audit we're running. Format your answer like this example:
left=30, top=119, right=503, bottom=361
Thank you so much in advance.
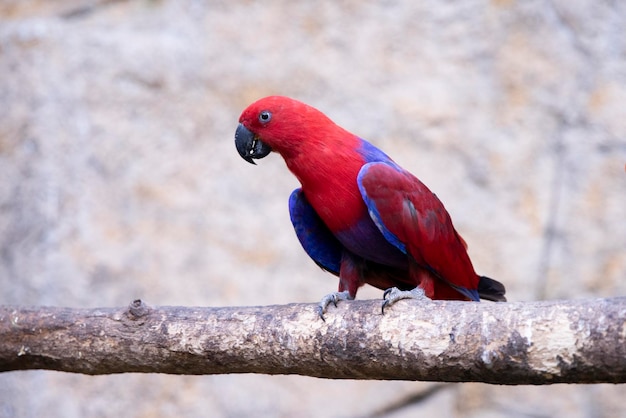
left=287, top=134, right=407, bottom=267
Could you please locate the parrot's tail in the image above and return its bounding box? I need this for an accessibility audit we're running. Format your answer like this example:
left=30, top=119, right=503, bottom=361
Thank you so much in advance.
left=477, top=276, right=507, bottom=302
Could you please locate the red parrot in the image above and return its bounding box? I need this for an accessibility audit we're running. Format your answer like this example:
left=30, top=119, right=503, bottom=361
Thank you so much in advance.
left=235, top=96, right=506, bottom=317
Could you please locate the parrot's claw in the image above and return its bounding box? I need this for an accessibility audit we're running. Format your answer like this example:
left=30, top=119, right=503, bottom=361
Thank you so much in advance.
left=317, top=290, right=353, bottom=321
left=381, top=287, right=429, bottom=314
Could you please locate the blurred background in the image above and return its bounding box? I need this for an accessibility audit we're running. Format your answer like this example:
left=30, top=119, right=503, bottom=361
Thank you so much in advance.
left=1, top=0, right=625, bottom=416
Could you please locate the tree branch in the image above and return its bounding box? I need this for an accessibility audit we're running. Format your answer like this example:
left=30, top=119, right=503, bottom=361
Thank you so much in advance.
left=1, top=298, right=625, bottom=384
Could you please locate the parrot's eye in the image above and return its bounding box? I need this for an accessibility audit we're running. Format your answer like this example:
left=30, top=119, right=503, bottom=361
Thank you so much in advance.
left=259, top=111, right=272, bottom=124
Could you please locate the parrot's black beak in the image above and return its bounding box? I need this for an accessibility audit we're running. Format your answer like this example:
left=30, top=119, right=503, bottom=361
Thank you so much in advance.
left=235, top=124, right=272, bottom=165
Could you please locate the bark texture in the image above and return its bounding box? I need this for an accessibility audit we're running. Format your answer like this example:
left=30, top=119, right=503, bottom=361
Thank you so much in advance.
left=1, top=298, right=625, bottom=384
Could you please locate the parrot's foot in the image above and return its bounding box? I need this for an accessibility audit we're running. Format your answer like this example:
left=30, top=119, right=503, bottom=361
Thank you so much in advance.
left=317, top=290, right=353, bottom=321
left=381, top=287, right=430, bottom=314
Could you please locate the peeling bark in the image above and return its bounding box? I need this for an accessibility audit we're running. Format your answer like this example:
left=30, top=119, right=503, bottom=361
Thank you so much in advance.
left=1, top=298, right=625, bottom=384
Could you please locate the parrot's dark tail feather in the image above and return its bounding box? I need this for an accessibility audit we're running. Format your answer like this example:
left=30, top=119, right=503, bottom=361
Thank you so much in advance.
left=477, top=276, right=507, bottom=302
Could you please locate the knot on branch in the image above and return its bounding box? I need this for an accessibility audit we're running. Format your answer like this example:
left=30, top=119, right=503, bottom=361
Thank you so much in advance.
left=127, top=299, right=150, bottom=319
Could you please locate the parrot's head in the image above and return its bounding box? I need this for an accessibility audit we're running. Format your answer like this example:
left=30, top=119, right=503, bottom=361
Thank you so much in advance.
left=235, top=96, right=335, bottom=164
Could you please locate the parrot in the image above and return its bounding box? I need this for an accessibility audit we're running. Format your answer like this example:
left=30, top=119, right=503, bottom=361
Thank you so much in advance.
left=235, top=96, right=506, bottom=318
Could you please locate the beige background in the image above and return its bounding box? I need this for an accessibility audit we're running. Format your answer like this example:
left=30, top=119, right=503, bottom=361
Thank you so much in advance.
left=1, top=0, right=625, bottom=417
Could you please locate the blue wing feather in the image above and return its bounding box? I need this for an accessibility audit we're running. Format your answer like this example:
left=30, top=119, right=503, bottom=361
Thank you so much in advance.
left=357, top=162, right=407, bottom=254
left=289, top=189, right=342, bottom=275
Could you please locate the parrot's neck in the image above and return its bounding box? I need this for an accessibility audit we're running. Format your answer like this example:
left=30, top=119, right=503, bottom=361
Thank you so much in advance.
left=284, top=136, right=369, bottom=233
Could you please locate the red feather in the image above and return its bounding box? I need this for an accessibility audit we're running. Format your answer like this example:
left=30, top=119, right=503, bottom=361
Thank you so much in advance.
left=359, top=163, right=480, bottom=300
